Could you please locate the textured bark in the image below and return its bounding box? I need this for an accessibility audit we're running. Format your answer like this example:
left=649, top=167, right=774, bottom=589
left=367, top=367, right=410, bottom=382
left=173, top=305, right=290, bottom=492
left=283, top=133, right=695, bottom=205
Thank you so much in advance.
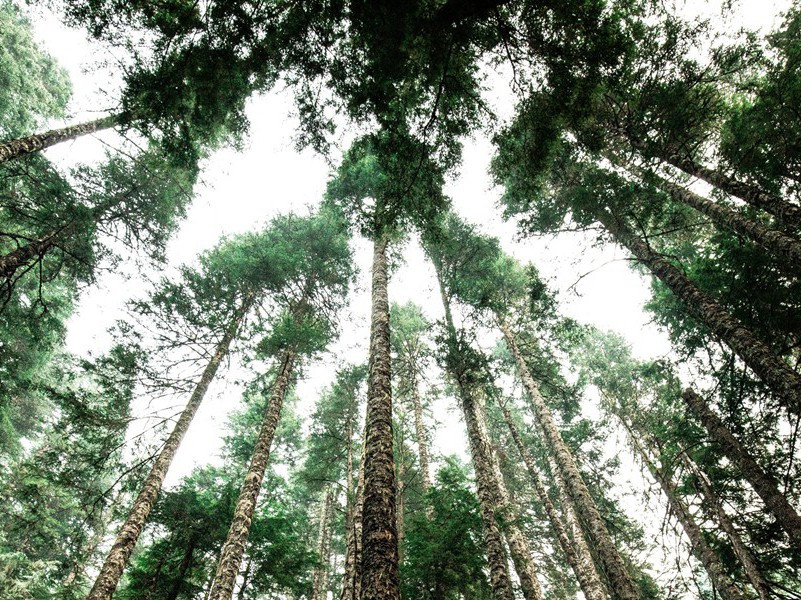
left=312, top=486, right=335, bottom=600
left=360, top=234, right=400, bottom=600
left=626, top=137, right=801, bottom=229
left=396, top=444, right=406, bottom=563
left=682, top=455, right=771, bottom=600
left=498, top=321, right=641, bottom=600
left=628, top=436, right=745, bottom=600
left=595, top=207, right=801, bottom=413
left=497, top=397, right=608, bottom=600
left=478, top=398, right=544, bottom=600
left=340, top=437, right=366, bottom=600
left=623, top=161, right=801, bottom=275
left=0, top=232, right=61, bottom=282
left=683, top=388, right=801, bottom=550
left=410, top=374, right=433, bottom=495
left=0, top=115, right=119, bottom=164
left=208, top=349, right=297, bottom=600
left=87, top=305, right=248, bottom=600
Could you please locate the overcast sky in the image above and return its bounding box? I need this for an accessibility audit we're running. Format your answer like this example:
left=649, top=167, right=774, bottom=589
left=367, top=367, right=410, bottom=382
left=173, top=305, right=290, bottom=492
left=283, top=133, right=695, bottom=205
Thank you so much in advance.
left=24, top=0, right=791, bottom=592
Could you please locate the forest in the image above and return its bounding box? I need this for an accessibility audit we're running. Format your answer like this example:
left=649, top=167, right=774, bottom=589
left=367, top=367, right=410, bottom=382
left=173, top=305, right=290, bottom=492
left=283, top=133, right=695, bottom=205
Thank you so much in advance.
left=0, top=0, right=800, bottom=598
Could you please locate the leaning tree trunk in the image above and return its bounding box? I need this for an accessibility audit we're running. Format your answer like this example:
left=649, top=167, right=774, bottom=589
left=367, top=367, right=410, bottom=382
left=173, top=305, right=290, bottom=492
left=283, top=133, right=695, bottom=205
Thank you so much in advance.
left=682, top=388, right=801, bottom=550
left=0, top=230, right=65, bottom=283
left=627, top=435, right=745, bottom=600
left=207, top=349, right=297, bottom=600
left=594, top=207, right=801, bottom=413
left=87, top=302, right=249, bottom=600
left=340, top=434, right=366, bottom=600
left=498, top=320, right=642, bottom=600
left=478, top=397, right=544, bottom=600
left=0, top=114, right=120, bottom=165
left=166, top=537, right=197, bottom=600
left=619, top=159, right=801, bottom=275
left=360, top=233, right=400, bottom=600
left=497, top=396, right=608, bottom=600
left=681, top=455, right=772, bottom=600
left=624, top=135, right=801, bottom=230
left=435, top=273, right=515, bottom=600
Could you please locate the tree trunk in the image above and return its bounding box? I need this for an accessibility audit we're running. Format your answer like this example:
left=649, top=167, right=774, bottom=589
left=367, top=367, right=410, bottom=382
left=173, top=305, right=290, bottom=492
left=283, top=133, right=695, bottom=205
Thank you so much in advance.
left=410, top=373, right=433, bottom=495
left=681, top=455, right=772, bottom=600
left=682, top=388, right=801, bottom=550
left=627, top=435, right=745, bottom=600
left=340, top=433, right=366, bottom=600
left=626, top=137, right=801, bottom=229
left=496, top=396, right=608, bottom=600
left=166, top=538, right=196, bottom=600
left=236, top=559, right=253, bottom=600
left=621, top=160, right=801, bottom=275
left=312, top=486, right=335, bottom=600
left=87, top=304, right=248, bottom=600
left=208, top=349, right=297, bottom=600
left=0, top=114, right=119, bottom=165
left=360, top=233, right=400, bottom=600
left=0, top=232, right=61, bottom=283
left=478, top=396, right=544, bottom=600
left=498, top=320, right=641, bottom=600
left=396, top=441, right=405, bottom=563
left=595, top=207, right=801, bottom=413
left=435, top=271, right=515, bottom=600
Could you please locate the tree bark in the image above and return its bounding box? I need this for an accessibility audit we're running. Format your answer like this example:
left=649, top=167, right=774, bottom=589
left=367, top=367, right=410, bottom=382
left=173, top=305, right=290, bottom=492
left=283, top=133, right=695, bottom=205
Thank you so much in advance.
left=410, top=373, right=433, bottom=495
left=87, top=304, right=248, bottom=600
left=621, top=160, right=801, bottom=275
left=627, top=435, right=745, bottom=600
left=498, top=320, right=642, bottom=600
left=236, top=559, right=253, bottom=600
left=681, top=455, right=772, bottom=600
left=0, top=115, right=119, bottom=165
left=360, top=233, right=400, bottom=600
left=312, top=486, right=335, bottom=600
left=396, top=440, right=405, bottom=563
left=496, top=396, right=608, bottom=600
left=477, top=397, right=544, bottom=600
left=595, top=207, right=801, bottom=413
left=682, top=388, right=801, bottom=550
left=0, top=231, right=63, bottom=283
left=208, top=349, right=297, bottom=600
left=340, top=433, right=366, bottom=600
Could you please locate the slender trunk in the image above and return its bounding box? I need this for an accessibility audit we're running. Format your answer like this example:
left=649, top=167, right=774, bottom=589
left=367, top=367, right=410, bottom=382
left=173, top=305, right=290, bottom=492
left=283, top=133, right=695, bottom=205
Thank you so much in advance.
left=595, top=207, right=801, bottom=413
left=496, top=397, right=607, bottom=600
left=682, top=388, right=801, bottom=550
left=478, top=398, right=544, bottom=600
left=626, top=137, right=801, bottom=229
left=208, top=349, right=297, bottom=600
left=236, top=559, right=253, bottom=600
left=627, top=435, right=745, bottom=600
left=498, top=320, right=641, bottom=600
left=166, top=538, right=196, bottom=600
left=396, top=443, right=405, bottom=563
left=0, top=232, right=61, bottom=283
left=320, top=491, right=336, bottom=598
left=681, top=455, right=771, bottom=600
left=312, top=486, right=335, bottom=600
left=87, top=304, right=248, bottom=600
left=360, top=233, right=400, bottom=600
left=435, top=271, right=515, bottom=600
left=621, top=160, right=801, bottom=274
left=410, top=373, right=432, bottom=494
left=0, top=115, right=120, bottom=165
left=341, top=426, right=366, bottom=600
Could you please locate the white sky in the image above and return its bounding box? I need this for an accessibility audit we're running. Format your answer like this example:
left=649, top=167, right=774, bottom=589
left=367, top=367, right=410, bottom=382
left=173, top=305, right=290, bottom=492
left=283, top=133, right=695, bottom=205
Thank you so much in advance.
left=22, top=0, right=791, bottom=594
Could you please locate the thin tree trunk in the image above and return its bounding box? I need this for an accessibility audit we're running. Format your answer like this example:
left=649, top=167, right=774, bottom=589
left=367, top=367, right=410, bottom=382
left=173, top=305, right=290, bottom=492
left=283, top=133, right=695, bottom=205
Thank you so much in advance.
left=208, top=349, right=297, bottom=600
left=626, top=137, right=801, bottom=229
left=313, top=486, right=335, bottom=600
left=360, top=233, right=400, bottom=600
left=681, top=455, right=772, bottom=600
left=594, top=207, right=801, bottom=413
left=396, top=440, right=405, bottom=563
left=236, top=559, right=253, bottom=600
left=410, top=373, right=432, bottom=494
left=477, top=397, right=544, bottom=600
left=435, top=271, right=515, bottom=600
left=166, top=538, right=196, bottom=600
left=682, top=388, right=801, bottom=550
left=340, top=435, right=366, bottom=600
left=620, top=160, right=801, bottom=274
left=0, top=232, right=62, bottom=283
left=87, top=303, right=248, bottom=600
left=498, top=320, right=642, bottom=600
left=0, top=115, right=119, bottom=165
left=496, top=396, right=608, bottom=600
left=626, top=434, right=745, bottom=600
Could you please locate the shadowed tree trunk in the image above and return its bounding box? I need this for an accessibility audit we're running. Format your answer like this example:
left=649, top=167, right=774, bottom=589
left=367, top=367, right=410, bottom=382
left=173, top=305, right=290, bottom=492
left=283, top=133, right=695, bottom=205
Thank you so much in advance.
left=360, top=233, right=400, bottom=600
left=682, top=388, right=801, bottom=550
left=478, top=397, right=544, bottom=600
left=498, top=320, right=642, bottom=600
left=410, top=372, right=432, bottom=494
left=0, top=114, right=119, bottom=165
left=340, top=432, right=366, bottom=600
left=681, top=455, right=772, bottom=600
left=313, top=486, right=335, bottom=600
left=87, top=301, right=249, bottom=600
left=166, top=537, right=197, bottom=600
left=208, top=349, right=297, bottom=600
left=396, top=436, right=406, bottom=563
left=594, top=207, right=801, bottom=413
left=496, top=396, right=608, bottom=600
left=626, top=433, right=745, bottom=600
